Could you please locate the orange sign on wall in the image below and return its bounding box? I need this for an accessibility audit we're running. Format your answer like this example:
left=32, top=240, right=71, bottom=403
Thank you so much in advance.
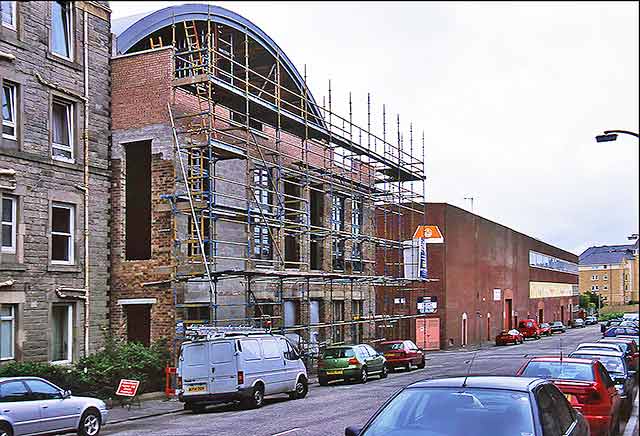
left=413, top=225, right=444, bottom=243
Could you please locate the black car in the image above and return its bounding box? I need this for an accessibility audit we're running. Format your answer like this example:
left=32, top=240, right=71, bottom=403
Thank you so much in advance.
left=550, top=321, right=566, bottom=334
left=344, top=376, right=590, bottom=436
left=569, top=349, right=637, bottom=419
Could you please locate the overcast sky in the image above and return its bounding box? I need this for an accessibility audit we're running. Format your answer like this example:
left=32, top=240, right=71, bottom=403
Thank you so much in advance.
left=110, top=1, right=639, bottom=255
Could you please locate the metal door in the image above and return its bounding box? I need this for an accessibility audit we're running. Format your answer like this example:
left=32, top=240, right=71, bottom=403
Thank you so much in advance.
left=210, top=341, right=237, bottom=394
left=416, top=318, right=440, bottom=350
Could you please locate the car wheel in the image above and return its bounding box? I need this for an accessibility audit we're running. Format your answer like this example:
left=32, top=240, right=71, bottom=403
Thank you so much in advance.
left=0, top=422, right=13, bottom=436
left=380, top=364, right=388, bottom=379
left=243, top=385, right=265, bottom=409
left=78, top=409, right=101, bottom=436
left=417, top=358, right=426, bottom=369
left=289, top=377, right=308, bottom=399
left=359, top=367, right=368, bottom=384
left=318, top=376, right=329, bottom=386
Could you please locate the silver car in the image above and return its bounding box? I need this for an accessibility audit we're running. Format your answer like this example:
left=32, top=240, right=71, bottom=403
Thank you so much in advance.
left=0, top=377, right=107, bottom=436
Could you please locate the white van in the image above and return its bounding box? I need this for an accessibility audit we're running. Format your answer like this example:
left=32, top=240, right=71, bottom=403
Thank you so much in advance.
left=178, top=329, right=308, bottom=412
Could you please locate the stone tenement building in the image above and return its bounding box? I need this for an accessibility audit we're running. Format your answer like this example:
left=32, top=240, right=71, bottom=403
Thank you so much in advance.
left=0, top=1, right=111, bottom=363
left=579, top=238, right=639, bottom=306
left=109, top=4, right=426, bottom=354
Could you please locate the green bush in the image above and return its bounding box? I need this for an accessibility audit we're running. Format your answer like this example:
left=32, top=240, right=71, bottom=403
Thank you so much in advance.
left=598, top=312, right=624, bottom=322
left=0, top=338, right=170, bottom=400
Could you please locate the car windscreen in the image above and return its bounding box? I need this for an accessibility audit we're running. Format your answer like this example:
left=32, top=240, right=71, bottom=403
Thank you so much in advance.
left=379, top=343, right=404, bottom=351
left=361, top=387, right=535, bottom=436
left=322, top=348, right=355, bottom=359
left=520, top=361, right=594, bottom=381
left=599, top=342, right=627, bottom=353
left=540, top=323, right=549, bottom=328
left=552, top=322, right=562, bottom=326
left=570, top=354, right=625, bottom=376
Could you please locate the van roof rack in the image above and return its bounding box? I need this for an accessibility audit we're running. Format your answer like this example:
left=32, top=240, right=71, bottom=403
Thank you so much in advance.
left=185, top=325, right=272, bottom=340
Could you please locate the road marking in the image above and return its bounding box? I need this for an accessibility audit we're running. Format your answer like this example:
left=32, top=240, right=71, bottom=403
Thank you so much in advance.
left=272, top=428, right=301, bottom=436
left=622, top=392, right=638, bottom=436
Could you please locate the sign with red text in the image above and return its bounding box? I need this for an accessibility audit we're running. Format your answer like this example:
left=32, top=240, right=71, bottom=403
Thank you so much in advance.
left=116, top=379, right=140, bottom=397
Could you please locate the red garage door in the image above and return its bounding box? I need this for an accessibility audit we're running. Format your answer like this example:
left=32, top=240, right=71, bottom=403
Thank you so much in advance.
left=416, top=318, right=440, bottom=350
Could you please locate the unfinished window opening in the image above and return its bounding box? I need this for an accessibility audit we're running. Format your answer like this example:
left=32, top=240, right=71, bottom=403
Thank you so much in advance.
left=351, top=300, right=363, bottom=343
left=331, top=195, right=345, bottom=270
left=284, top=179, right=301, bottom=268
left=184, top=305, right=211, bottom=324
left=310, top=186, right=324, bottom=270
left=231, top=110, right=262, bottom=131
left=187, top=215, right=212, bottom=259
left=189, top=151, right=210, bottom=201
left=124, top=141, right=151, bottom=260
left=51, top=1, right=73, bottom=60
left=253, top=301, right=274, bottom=319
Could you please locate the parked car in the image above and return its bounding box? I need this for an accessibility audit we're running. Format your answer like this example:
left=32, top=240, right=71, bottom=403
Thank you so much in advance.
left=0, top=377, right=108, bottom=436
left=375, top=340, right=425, bottom=371
left=516, top=357, right=622, bottom=436
left=619, top=320, right=639, bottom=328
left=344, top=376, right=590, bottom=436
left=539, top=322, right=552, bottom=336
left=569, top=349, right=637, bottom=419
left=603, top=326, right=639, bottom=338
left=585, top=316, right=598, bottom=325
left=318, top=344, right=387, bottom=385
left=518, top=319, right=542, bottom=340
left=178, top=330, right=308, bottom=412
left=495, top=329, right=523, bottom=345
left=617, top=334, right=640, bottom=347
left=550, top=321, right=567, bottom=334
left=571, top=318, right=585, bottom=328
left=575, top=342, right=624, bottom=354
left=622, top=313, right=639, bottom=322
left=599, top=338, right=639, bottom=372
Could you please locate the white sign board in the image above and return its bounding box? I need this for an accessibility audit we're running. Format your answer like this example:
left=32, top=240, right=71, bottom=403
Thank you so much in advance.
left=493, top=289, right=501, bottom=301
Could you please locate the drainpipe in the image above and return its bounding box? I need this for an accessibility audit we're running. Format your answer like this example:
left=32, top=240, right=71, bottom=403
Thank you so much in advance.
left=82, top=9, right=90, bottom=358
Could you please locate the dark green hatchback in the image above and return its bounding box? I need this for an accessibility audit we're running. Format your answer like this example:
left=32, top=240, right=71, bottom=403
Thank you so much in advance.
left=317, top=344, right=387, bottom=385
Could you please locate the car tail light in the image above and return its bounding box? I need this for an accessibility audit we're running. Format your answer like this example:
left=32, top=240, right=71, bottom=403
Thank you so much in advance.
left=237, top=371, right=244, bottom=385
left=348, top=357, right=359, bottom=365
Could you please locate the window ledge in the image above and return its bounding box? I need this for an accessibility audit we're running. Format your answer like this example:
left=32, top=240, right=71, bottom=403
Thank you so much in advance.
left=0, top=263, right=26, bottom=271
left=46, top=51, right=82, bottom=71
left=47, top=263, right=81, bottom=273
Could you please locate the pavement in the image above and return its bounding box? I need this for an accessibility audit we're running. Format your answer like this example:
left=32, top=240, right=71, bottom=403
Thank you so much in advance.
left=101, top=325, right=637, bottom=435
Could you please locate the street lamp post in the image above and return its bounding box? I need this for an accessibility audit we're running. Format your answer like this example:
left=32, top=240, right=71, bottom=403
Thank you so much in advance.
left=595, top=130, right=639, bottom=142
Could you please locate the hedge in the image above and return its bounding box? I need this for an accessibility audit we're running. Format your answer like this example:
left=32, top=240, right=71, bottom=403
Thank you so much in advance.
left=0, top=338, right=170, bottom=400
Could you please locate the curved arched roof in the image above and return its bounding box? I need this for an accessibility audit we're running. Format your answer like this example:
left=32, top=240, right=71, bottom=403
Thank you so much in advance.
left=114, top=3, right=322, bottom=118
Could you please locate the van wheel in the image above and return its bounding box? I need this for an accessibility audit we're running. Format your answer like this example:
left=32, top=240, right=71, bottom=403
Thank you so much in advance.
left=78, top=409, right=101, bottom=436
left=359, top=367, right=368, bottom=384
left=243, top=385, right=265, bottom=409
left=191, top=404, right=206, bottom=414
left=0, top=422, right=13, bottom=436
left=289, top=377, right=308, bottom=399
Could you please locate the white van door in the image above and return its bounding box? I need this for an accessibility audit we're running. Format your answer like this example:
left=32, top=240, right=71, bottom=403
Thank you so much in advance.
left=210, top=341, right=237, bottom=394
left=279, top=337, right=303, bottom=391
left=181, top=342, right=210, bottom=396
left=260, top=337, right=286, bottom=394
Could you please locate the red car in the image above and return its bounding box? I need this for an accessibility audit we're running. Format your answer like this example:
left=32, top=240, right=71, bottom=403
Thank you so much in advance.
left=495, top=329, right=523, bottom=345
left=376, top=340, right=425, bottom=371
left=517, top=357, right=622, bottom=436
left=518, top=319, right=542, bottom=340
left=539, top=322, right=552, bottom=336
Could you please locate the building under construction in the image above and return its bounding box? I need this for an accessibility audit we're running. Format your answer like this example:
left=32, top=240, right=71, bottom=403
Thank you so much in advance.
left=110, top=4, right=427, bottom=356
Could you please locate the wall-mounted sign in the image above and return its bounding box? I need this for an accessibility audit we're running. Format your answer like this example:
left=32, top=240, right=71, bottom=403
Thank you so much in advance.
left=417, top=296, right=438, bottom=314
left=493, top=289, right=501, bottom=301
left=413, top=225, right=444, bottom=243
left=529, top=282, right=574, bottom=299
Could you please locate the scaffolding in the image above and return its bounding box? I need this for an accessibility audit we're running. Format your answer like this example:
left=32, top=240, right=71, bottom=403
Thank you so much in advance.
left=154, top=15, right=430, bottom=355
